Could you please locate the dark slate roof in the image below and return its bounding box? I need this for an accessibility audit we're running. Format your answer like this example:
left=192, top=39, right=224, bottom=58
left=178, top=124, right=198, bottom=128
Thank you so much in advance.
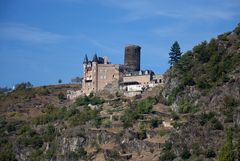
left=83, top=54, right=88, bottom=64
left=92, top=53, right=98, bottom=62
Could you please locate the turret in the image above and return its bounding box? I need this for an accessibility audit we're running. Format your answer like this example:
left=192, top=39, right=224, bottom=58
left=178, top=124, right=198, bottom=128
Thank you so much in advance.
left=92, top=53, right=98, bottom=91
left=92, top=53, right=98, bottom=62
left=83, top=54, right=88, bottom=64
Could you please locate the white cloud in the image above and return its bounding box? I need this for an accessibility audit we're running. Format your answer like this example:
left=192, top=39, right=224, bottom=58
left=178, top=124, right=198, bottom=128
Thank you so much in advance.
left=0, top=23, right=66, bottom=44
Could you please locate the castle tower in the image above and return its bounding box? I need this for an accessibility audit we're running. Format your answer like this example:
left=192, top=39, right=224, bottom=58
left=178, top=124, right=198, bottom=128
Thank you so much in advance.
left=124, top=45, right=141, bottom=71
left=92, top=53, right=98, bottom=92
left=82, top=54, right=88, bottom=94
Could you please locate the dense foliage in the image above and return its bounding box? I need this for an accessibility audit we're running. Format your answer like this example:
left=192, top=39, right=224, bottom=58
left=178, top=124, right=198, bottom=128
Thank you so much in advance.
left=168, top=25, right=240, bottom=102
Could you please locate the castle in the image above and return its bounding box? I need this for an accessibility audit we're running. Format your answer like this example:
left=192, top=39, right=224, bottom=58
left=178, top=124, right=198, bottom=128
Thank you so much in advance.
left=82, top=45, right=163, bottom=96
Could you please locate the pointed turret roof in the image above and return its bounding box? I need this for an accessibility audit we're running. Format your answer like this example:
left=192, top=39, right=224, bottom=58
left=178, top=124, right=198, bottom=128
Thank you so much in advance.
left=92, top=53, right=98, bottom=62
left=83, top=54, right=88, bottom=64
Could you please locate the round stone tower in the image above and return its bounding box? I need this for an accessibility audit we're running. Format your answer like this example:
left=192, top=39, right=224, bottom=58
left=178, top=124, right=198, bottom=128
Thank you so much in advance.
left=124, top=45, right=141, bottom=71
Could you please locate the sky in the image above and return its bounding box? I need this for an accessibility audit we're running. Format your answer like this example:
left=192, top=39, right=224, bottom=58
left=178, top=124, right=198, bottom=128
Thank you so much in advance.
left=0, top=0, right=240, bottom=87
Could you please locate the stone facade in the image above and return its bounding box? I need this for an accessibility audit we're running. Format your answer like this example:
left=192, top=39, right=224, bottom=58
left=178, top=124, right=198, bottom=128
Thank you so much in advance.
left=123, top=74, right=152, bottom=85
left=82, top=54, right=120, bottom=95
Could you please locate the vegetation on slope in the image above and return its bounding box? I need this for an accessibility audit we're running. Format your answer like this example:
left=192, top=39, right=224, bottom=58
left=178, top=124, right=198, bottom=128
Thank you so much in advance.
left=163, top=24, right=240, bottom=160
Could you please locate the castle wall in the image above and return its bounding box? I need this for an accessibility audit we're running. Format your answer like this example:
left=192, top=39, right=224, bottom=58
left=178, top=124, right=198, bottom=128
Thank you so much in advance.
left=97, top=64, right=120, bottom=90
left=123, top=75, right=151, bottom=85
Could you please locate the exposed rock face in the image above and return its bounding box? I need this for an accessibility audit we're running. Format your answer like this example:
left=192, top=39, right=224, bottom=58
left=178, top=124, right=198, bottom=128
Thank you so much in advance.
left=161, top=24, right=240, bottom=159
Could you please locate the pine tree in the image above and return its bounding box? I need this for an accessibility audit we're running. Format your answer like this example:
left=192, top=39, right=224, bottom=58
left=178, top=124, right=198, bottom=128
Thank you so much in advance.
left=168, top=41, right=182, bottom=67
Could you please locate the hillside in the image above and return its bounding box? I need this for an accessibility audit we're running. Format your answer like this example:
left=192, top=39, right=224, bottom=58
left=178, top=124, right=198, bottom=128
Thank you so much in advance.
left=0, top=24, right=240, bottom=161
left=162, top=24, right=240, bottom=160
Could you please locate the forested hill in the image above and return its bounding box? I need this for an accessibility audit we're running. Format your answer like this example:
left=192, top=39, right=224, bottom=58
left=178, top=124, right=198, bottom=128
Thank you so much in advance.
left=162, top=24, right=240, bottom=160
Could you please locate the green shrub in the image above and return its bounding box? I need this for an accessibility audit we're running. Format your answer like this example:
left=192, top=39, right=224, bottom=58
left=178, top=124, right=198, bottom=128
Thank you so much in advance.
left=163, top=141, right=172, bottom=151
left=69, top=107, right=100, bottom=126
left=121, top=108, right=138, bottom=128
left=33, top=106, right=70, bottom=125
left=15, top=82, right=33, bottom=90
left=158, top=129, right=170, bottom=137
left=205, top=149, right=216, bottom=158
left=136, top=97, right=156, bottom=114
left=196, top=80, right=212, bottom=89
left=178, top=99, right=192, bottom=114
left=181, top=148, right=191, bottom=160
left=35, top=87, right=50, bottom=95
left=199, top=112, right=215, bottom=126
left=0, top=143, right=16, bottom=161
left=171, top=111, right=180, bottom=120
left=219, top=128, right=234, bottom=161
left=102, top=119, right=111, bottom=128
left=138, top=130, right=147, bottom=140
left=172, top=121, right=182, bottom=129
left=150, top=118, right=159, bottom=128
left=159, top=151, right=176, bottom=161
left=17, top=134, right=43, bottom=148
left=211, top=118, right=224, bottom=130
left=58, top=92, right=65, bottom=100
left=75, top=96, right=104, bottom=106
left=43, top=124, right=57, bottom=142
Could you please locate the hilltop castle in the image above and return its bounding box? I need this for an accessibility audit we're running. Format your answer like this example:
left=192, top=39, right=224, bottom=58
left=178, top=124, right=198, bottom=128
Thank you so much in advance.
left=82, top=45, right=163, bottom=96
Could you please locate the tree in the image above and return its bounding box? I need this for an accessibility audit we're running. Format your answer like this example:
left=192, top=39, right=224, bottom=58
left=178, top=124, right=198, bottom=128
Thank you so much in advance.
left=15, top=82, right=33, bottom=90
left=71, top=77, right=83, bottom=84
left=237, top=128, right=240, bottom=160
left=58, top=79, right=62, bottom=84
left=168, top=41, right=182, bottom=67
left=219, top=128, right=234, bottom=161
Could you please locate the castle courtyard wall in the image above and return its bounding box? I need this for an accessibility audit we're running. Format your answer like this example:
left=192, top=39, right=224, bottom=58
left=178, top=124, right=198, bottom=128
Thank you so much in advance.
left=123, top=75, right=151, bottom=85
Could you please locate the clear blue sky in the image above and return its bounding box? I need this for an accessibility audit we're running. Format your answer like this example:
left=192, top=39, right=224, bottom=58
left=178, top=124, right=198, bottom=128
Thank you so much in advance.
left=0, top=0, right=239, bottom=87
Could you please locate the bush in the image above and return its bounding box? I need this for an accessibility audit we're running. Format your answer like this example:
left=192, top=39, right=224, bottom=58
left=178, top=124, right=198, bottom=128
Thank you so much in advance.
left=205, top=149, right=216, bottom=158
left=181, top=148, right=191, bottom=160
left=35, top=87, right=50, bottom=95
left=196, top=80, right=212, bottom=89
left=163, top=141, right=172, bottom=151
left=171, top=111, right=180, bottom=120
left=121, top=108, right=138, bottom=128
left=17, top=134, right=43, bottom=148
left=58, top=92, right=65, bottom=100
left=222, top=96, right=239, bottom=123
left=219, top=128, right=234, bottom=161
left=15, top=82, right=33, bottom=90
left=159, top=151, right=176, bottom=161
left=211, top=118, right=224, bottom=130
left=43, top=124, right=57, bottom=142
left=75, top=96, right=104, bottom=106
left=158, top=129, right=170, bottom=137
left=136, top=97, right=156, bottom=114
left=69, top=107, right=100, bottom=126
left=199, top=112, right=215, bottom=126
left=150, top=118, right=159, bottom=128
left=33, top=106, right=70, bottom=125
left=0, top=143, right=16, bottom=161
left=178, top=99, right=192, bottom=114
left=138, top=130, right=147, bottom=140
left=102, top=119, right=111, bottom=128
